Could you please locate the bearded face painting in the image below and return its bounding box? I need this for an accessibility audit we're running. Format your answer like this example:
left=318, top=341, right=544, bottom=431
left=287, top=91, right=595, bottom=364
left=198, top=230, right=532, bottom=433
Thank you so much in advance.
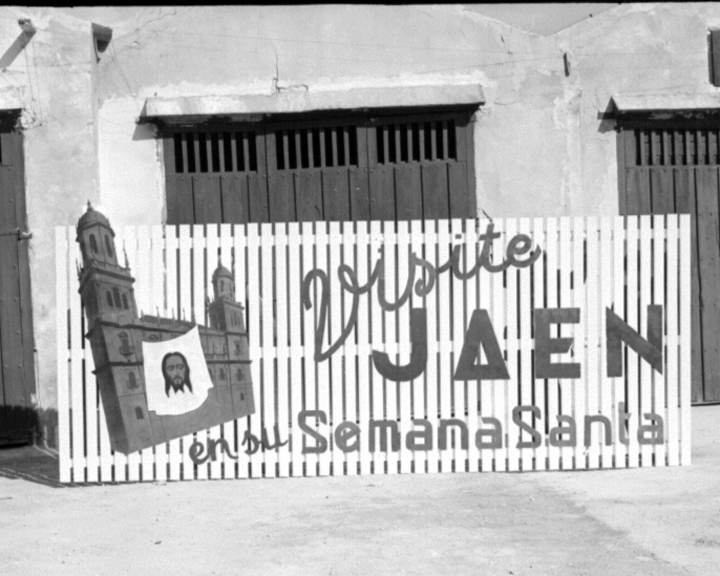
left=162, top=351, right=193, bottom=396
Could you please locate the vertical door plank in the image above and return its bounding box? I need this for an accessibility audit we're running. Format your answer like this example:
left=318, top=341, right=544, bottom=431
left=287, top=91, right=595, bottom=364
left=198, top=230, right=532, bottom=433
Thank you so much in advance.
left=221, top=174, right=250, bottom=224
left=295, top=171, right=323, bottom=222
left=422, top=163, right=450, bottom=220
left=395, top=164, right=422, bottom=221
left=696, top=167, right=720, bottom=401
left=323, top=169, right=351, bottom=222
left=350, top=127, right=371, bottom=221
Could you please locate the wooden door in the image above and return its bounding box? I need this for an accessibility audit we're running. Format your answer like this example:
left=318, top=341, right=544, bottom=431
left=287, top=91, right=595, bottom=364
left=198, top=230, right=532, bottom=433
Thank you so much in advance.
left=0, top=120, right=36, bottom=444
left=618, top=120, right=720, bottom=403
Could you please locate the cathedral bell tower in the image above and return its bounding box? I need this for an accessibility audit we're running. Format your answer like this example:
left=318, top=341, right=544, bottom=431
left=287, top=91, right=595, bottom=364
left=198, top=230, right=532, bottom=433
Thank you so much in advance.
left=208, top=264, right=246, bottom=335
left=76, top=202, right=137, bottom=328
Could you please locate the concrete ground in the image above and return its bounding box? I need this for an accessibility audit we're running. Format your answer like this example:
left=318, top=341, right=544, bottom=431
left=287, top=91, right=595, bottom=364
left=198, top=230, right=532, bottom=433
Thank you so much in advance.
left=0, top=406, right=718, bottom=576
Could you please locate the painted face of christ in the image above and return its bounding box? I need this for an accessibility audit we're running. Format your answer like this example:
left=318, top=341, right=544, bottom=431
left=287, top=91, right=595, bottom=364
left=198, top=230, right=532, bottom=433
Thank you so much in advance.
left=162, top=351, right=193, bottom=396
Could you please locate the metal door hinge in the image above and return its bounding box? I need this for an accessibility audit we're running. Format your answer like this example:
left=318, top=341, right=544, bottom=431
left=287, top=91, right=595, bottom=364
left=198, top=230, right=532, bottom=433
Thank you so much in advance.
left=0, top=228, right=33, bottom=240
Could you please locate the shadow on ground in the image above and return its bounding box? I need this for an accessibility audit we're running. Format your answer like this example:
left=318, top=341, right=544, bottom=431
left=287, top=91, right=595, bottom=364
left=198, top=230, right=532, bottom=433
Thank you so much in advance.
left=0, top=445, right=64, bottom=488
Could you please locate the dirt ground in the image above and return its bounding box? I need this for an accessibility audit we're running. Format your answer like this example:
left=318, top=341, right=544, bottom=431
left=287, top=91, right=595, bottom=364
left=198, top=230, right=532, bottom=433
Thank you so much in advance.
left=0, top=406, right=718, bottom=576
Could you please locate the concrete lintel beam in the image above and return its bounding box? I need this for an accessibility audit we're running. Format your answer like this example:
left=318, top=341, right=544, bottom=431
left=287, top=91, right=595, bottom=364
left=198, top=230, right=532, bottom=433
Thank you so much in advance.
left=141, top=84, right=485, bottom=121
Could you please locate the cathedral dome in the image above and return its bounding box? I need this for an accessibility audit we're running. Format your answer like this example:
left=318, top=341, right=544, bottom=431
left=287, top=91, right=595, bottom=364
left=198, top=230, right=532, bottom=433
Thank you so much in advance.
left=77, top=202, right=112, bottom=234
left=212, top=265, right=233, bottom=282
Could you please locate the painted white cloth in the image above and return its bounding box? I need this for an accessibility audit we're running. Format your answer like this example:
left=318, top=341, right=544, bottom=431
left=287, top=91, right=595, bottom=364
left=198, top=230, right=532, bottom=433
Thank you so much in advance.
left=142, top=326, right=214, bottom=416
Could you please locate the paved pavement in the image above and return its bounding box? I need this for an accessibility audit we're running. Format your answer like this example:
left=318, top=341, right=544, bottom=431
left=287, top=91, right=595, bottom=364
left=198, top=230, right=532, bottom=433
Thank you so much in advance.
left=0, top=406, right=718, bottom=575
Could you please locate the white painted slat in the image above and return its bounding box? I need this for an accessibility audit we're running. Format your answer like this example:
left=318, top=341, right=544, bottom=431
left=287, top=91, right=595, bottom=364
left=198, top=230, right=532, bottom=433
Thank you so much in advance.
left=327, top=221, right=344, bottom=476
left=204, top=224, right=223, bottom=480
left=150, top=225, right=169, bottom=482
left=397, top=220, right=412, bottom=475
left=598, top=217, right=615, bottom=469
left=369, top=220, right=385, bottom=475
left=164, top=227, right=182, bottom=481
left=56, top=227, right=72, bottom=483
left=274, top=223, right=291, bottom=478
left=490, top=222, right=507, bottom=473
left=652, top=215, right=667, bottom=468
left=450, top=218, right=467, bottom=473
left=219, top=223, right=238, bottom=479
left=190, top=224, right=208, bottom=481
left=571, top=218, right=586, bottom=471
left=544, top=219, right=560, bottom=471
left=626, top=218, right=640, bottom=469
left=315, top=222, right=331, bottom=477
left=531, top=218, right=547, bottom=471
left=424, top=220, right=439, bottom=475
left=477, top=221, right=492, bottom=472
left=232, top=225, right=250, bottom=479
left=464, top=220, right=479, bottom=474
left=436, top=219, right=453, bottom=473
left=384, top=220, right=399, bottom=475
left=639, top=216, right=653, bottom=467
left=287, top=222, right=303, bottom=478
left=665, top=215, right=680, bottom=467
left=178, top=225, right=195, bottom=480
left=557, top=218, right=574, bottom=470
left=356, top=221, right=372, bottom=476
left=301, top=221, right=318, bottom=477
left=504, top=219, right=520, bottom=472
left=585, top=218, right=602, bottom=470
left=611, top=218, right=627, bottom=469
left=260, top=223, right=277, bottom=478
left=517, top=218, right=534, bottom=472
left=68, top=227, right=86, bottom=483
left=679, top=215, right=691, bottom=465
left=342, top=222, right=359, bottom=476
left=136, top=226, right=155, bottom=480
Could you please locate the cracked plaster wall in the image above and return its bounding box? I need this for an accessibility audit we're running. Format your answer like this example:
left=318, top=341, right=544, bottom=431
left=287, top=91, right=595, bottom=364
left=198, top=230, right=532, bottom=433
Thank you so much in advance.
left=0, top=8, right=98, bottom=414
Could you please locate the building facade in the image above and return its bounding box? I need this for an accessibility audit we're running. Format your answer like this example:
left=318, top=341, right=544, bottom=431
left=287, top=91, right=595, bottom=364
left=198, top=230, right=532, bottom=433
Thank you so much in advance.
left=1, top=3, right=719, bottom=445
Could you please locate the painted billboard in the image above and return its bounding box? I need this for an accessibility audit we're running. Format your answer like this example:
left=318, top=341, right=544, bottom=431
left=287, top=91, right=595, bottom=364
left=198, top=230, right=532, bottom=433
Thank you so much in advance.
left=57, top=212, right=691, bottom=482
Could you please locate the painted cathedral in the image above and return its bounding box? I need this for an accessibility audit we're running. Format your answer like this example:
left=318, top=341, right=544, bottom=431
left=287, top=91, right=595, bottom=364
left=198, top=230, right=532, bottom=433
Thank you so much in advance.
left=76, top=204, right=255, bottom=455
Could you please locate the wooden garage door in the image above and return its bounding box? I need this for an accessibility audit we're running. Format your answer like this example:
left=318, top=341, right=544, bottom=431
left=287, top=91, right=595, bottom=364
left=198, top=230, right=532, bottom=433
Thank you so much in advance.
left=0, top=118, right=36, bottom=444
left=617, top=119, right=720, bottom=403
left=162, top=106, right=477, bottom=225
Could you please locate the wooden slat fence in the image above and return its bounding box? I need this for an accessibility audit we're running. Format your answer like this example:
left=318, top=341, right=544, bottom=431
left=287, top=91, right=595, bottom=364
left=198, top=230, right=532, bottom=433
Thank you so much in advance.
left=56, top=216, right=692, bottom=483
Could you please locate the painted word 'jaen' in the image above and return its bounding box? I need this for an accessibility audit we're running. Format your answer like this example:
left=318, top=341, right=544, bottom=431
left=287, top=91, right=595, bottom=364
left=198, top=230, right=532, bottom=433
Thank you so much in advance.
left=370, top=305, right=661, bottom=383
left=298, top=402, right=663, bottom=454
